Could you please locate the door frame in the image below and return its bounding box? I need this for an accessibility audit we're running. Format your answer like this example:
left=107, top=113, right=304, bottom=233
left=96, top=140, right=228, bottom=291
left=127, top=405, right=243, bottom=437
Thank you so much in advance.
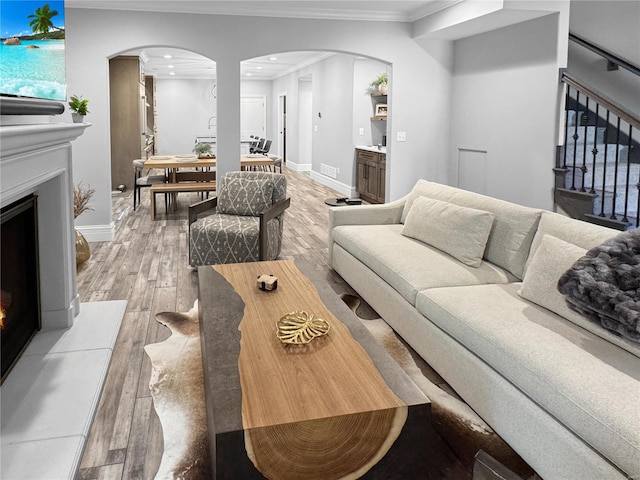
left=277, top=92, right=287, bottom=163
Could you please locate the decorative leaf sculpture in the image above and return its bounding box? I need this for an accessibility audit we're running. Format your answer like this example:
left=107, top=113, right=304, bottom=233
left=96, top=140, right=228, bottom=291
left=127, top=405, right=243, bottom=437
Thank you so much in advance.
left=276, top=311, right=330, bottom=345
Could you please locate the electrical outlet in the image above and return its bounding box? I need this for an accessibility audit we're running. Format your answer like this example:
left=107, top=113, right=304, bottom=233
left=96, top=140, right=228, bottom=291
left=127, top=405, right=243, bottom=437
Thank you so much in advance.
left=358, top=127, right=364, bottom=135
left=397, top=131, right=406, bottom=142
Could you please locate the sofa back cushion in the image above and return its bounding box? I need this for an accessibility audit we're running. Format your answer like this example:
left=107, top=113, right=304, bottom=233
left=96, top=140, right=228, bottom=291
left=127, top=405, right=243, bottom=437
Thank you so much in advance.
left=520, top=233, right=639, bottom=358
left=401, top=180, right=541, bottom=279
left=524, top=211, right=618, bottom=274
left=401, top=196, right=494, bottom=267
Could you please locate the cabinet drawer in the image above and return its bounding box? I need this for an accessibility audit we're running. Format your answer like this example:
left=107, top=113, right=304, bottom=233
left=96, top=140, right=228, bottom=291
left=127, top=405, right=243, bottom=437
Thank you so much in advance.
left=356, top=149, right=378, bottom=162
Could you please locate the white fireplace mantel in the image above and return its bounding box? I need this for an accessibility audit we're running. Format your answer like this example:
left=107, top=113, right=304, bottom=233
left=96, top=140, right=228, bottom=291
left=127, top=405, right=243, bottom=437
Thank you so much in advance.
left=1, top=122, right=90, bottom=329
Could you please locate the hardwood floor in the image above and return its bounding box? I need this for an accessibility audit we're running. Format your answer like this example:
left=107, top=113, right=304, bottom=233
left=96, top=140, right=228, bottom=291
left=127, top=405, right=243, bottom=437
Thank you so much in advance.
left=76, top=168, right=343, bottom=479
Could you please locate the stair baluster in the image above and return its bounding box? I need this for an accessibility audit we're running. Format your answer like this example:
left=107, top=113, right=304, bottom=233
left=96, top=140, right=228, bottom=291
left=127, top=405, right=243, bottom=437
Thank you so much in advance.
left=599, top=110, right=611, bottom=218
left=590, top=103, right=600, bottom=194
left=571, top=91, right=581, bottom=190
left=610, top=117, right=622, bottom=220
left=622, top=124, right=634, bottom=223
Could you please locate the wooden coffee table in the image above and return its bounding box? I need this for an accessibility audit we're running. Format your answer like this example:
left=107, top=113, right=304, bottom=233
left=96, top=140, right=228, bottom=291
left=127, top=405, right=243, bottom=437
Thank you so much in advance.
left=198, top=260, right=447, bottom=479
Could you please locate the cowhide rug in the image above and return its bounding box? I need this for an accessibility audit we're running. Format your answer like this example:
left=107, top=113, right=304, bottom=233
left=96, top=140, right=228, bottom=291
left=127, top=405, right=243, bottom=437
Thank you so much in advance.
left=144, top=300, right=212, bottom=479
left=146, top=297, right=534, bottom=479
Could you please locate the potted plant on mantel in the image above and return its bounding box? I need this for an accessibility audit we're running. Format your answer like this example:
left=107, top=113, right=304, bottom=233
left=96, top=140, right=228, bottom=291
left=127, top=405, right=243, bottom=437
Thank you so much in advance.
left=193, top=142, right=215, bottom=159
left=369, top=72, right=388, bottom=95
left=68, top=95, right=89, bottom=123
left=74, top=182, right=94, bottom=267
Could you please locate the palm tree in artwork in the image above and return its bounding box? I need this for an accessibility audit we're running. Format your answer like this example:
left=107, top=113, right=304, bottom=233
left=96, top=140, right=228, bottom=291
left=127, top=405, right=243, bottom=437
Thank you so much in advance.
left=28, top=4, right=65, bottom=35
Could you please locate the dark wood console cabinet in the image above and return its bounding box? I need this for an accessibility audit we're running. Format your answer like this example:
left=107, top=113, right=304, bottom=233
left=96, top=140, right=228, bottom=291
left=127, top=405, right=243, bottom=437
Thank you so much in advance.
left=356, top=148, right=386, bottom=204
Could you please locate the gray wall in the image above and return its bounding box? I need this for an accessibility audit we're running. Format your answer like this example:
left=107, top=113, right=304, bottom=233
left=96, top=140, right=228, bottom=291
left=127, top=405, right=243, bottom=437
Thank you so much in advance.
left=65, top=8, right=456, bottom=238
left=450, top=12, right=569, bottom=210
left=568, top=0, right=640, bottom=118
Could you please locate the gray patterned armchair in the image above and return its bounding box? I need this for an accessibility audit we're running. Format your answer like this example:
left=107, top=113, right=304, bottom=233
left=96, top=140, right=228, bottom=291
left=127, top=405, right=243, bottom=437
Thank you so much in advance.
left=188, top=171, right=290, bottom=266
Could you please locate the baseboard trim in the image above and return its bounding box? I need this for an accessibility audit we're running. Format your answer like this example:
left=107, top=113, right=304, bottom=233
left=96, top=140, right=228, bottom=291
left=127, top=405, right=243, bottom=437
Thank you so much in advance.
left=76, top=222, right=114, bottom=242
left=285, top=161, right=312, bottom=172
left=309, top=171, right=355, bottom=197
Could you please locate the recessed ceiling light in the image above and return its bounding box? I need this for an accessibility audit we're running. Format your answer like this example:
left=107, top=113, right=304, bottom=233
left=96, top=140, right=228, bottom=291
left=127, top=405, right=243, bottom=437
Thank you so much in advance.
left=269, top=57, right=278, bottom=61
left=169, top=72, right=176, bottom=76
left=256, top=66, right=263, bottom=70
left=168, top=65, right=174, bottom=69
left=246, top=73, right=253, bottom=77
left=163, top=54, right=172, bottom=59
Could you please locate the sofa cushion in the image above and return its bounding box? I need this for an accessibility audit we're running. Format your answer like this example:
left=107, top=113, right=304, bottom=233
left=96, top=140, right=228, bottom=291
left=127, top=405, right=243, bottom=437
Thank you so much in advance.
left=401, top=197, right=494, bottom=267
left=399, top=180, right=541, bottom=279
left=520, top=234, right=587, bottom=321
left=524, top=211, right=617, bottom=274
left=415, top=283, right=640, bottom=475
left=520, top=234, right=640, bottom=358
left=332, top=224, right=516, bottom=305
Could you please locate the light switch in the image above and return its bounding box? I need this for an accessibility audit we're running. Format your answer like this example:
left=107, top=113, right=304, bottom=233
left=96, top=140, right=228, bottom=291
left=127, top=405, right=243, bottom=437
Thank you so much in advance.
left=397, top=131, right=406, bottom=142
left=358, top=127, right=364, bottom=135
left=314, top=125, right=318, bottom=132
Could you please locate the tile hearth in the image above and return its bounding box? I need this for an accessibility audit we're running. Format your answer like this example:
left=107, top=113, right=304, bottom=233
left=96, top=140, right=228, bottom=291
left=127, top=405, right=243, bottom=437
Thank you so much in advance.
left=1, top=301, right=125, bottom=480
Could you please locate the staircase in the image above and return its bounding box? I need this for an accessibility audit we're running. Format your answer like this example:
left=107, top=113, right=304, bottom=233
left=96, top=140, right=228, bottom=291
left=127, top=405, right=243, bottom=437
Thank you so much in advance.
left=555, top=73, right=639, bottom=231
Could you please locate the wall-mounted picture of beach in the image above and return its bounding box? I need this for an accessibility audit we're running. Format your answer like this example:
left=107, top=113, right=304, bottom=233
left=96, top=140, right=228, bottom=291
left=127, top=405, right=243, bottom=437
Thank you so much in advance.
left=0, top=1, right=66, bottom=101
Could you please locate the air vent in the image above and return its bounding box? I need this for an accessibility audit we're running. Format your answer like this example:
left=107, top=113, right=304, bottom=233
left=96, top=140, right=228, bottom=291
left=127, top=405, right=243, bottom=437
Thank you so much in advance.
left=321, top=163, right=338, bottom=179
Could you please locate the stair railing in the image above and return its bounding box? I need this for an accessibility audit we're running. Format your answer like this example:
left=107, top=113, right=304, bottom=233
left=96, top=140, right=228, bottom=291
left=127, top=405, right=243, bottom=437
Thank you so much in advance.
left=559, top=71, right=640, bottom=228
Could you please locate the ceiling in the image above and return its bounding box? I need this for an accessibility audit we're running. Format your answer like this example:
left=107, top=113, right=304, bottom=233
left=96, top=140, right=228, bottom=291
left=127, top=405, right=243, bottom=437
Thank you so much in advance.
left=71, top=0, right=459, bottom=81
left=68, top=1, right=458, bottom=23
left=136, top=47, right=338, bottom=81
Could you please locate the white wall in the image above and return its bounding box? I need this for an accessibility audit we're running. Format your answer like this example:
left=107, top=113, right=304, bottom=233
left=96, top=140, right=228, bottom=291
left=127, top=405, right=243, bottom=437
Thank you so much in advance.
left=272, top=54, right=358, bottom=194
left=353, top=59, right=389, bottom=148
left=450, top=12, right=568, bottom=210
left=297, top=79, right=313, bottom=169
left=156, top=78, right=217, bottom=155
left=568, top=0, right=640, bottom=118
left=65, top=8, right=456, bottom=236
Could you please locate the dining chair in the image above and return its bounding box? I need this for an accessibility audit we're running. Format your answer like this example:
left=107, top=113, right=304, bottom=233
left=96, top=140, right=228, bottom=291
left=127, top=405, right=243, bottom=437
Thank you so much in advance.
left=250, top=137, right=265, bottom=154
left=188, top=171, right=290, bottom=266
left=255, top=139, right=272, bottom=155
left=133, top=159, right=167, bottom=210
left=267, top=154, right=283, bottom=173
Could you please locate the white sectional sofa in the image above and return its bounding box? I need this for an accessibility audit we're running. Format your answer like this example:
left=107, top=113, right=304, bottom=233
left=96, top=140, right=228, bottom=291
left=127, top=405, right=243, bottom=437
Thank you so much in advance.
left=328, top=180, right=640, bottom=480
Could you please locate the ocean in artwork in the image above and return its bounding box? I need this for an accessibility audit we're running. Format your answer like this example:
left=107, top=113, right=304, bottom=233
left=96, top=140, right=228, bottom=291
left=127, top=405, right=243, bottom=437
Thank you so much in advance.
left=0, top=40, right=66, bottom=101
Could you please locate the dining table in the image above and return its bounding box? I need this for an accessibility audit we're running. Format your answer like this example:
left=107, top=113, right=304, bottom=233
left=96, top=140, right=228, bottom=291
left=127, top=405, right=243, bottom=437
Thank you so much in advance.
left=143, top=154, right=274, bottom=177
left=143, top=154, right=275, bottom=212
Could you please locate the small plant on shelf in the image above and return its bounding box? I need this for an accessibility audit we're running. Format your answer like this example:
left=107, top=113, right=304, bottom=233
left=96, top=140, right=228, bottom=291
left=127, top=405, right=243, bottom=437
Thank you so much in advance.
left=193, top=142, right=214, bottom=158
left=369, top=72, right=388, bottom=94
left=68, top=95, right=89, bottom=115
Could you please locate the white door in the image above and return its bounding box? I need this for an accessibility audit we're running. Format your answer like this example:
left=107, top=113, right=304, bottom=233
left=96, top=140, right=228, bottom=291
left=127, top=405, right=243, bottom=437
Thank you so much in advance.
left=241, top=96, right=266, bottom=143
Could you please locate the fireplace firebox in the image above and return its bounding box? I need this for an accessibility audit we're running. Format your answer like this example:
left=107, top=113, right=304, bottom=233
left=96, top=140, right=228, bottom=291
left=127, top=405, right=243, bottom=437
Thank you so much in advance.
left=1, top=194, right=41, bottom=383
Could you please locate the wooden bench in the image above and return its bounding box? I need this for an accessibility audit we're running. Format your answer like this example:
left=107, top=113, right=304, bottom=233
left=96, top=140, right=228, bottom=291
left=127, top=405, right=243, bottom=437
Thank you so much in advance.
left=150, top=181, right=217, bottom=219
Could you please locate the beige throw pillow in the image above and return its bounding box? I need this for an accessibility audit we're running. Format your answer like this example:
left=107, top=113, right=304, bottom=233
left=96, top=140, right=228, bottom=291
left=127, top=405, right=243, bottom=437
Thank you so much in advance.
left=521, top=234, right=640, bottom=358
left=401, top=196, right=494, bottom=267
left=519, top=234, right=587, bottom=321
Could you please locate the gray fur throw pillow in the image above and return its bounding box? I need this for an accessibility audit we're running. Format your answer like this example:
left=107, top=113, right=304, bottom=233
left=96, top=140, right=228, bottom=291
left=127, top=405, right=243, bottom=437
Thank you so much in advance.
left=557, top=228, right=640, bottom=343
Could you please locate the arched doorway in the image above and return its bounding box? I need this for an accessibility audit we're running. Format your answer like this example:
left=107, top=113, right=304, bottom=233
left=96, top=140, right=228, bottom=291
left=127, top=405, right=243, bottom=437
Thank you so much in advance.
left=109, top=47, right=217, bottom=190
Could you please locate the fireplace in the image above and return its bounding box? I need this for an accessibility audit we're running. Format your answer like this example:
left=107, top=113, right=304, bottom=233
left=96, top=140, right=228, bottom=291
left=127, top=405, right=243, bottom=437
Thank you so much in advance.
left=1, top=195, right=42, bottom=382
left=0, top=122, right=89, bottom=364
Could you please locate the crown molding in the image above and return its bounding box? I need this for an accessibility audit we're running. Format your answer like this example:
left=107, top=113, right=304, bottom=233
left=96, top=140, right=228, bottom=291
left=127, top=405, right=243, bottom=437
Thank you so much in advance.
left=67, top=1, right=454, bottom=23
